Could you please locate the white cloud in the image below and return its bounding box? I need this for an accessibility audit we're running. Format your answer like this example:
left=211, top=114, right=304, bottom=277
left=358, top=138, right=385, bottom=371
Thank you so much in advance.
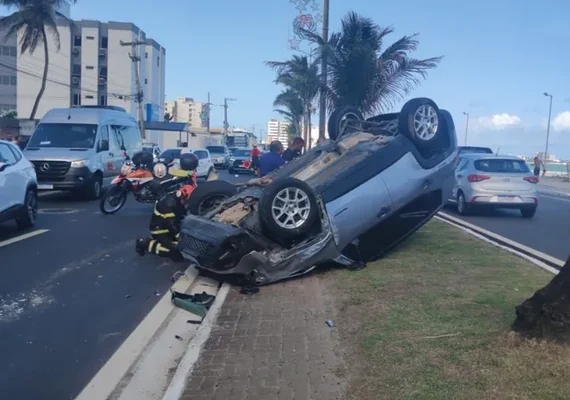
left=552, top=111, right=570, bottom=131
left=471, top=113, right=522, bottom=132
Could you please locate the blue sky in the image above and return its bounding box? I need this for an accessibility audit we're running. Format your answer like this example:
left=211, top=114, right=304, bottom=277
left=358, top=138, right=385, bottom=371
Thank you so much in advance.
left=7, top=0, right=570, bottom=158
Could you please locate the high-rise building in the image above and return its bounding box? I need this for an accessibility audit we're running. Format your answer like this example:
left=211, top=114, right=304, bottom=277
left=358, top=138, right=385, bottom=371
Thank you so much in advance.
left=164, top=97, right=206, bottom=129
left=11, top=19, right=165, bottom=121
left=266, top=119, right=289, bottom=146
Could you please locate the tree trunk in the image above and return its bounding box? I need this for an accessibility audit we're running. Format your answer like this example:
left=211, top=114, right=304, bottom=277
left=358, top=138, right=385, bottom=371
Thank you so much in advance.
left=302, top=112, right=308, bottom=152
left=307, top=104, right=312, bottom=150
left=512, top=255, right=570, bottom=341
left=30, top=28, right=49, bottom=120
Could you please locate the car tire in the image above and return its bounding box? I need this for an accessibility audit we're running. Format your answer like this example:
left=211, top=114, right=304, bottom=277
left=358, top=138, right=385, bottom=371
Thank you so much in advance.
left=456, top=192, right=470, bottom=215
left=398, top=98, right=443, bottom=150
left=186, top=180, right=237, bottom=215
left=15, top=189, right=38, bottom=230
left=84, top=174, right=103, bottom=200
left=520, top=207, right=536, bottom=218
left=258, top=177, right=318, bottom=240
left=327, top=106, right=364, bottom=141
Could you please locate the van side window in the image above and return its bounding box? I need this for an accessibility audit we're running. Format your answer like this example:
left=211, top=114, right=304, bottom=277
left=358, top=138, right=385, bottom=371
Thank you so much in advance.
left=122, top=125, right=141, bottom=151
left=110, top=125, right=126, bottom=150
left=98, top=125, right=110, bottom=152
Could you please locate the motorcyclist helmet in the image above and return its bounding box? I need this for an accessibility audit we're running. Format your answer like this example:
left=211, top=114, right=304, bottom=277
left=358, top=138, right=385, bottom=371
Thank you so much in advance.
left=179, top=152, right=199, bottom=171
left=153, top=162, right=168, bottom=179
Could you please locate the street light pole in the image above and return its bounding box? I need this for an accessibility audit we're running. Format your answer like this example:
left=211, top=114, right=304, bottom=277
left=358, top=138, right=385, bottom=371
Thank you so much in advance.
left=543, top=92, right=553, bottom=162
left=462, top=112, right=469, bottom=146
left=318, top=0, right=329, bottom=140
left=223, top=97, right=236, bottom=134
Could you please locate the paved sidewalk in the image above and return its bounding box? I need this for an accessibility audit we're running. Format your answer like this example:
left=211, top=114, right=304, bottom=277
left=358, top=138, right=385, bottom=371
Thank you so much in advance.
left=539, top=176, right=570, bottom=195
left=180, top=275, right=346, bottom=400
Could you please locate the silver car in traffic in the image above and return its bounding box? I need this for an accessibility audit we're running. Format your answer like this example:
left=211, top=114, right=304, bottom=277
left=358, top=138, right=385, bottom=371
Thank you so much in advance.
left=448, top=154, right=538, bottom=218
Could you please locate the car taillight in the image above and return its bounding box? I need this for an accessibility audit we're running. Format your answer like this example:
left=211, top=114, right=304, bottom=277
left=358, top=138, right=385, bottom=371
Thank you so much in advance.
left=467, top=174, right=490, bottom=182
left=524, top=176, right=539, bottom=183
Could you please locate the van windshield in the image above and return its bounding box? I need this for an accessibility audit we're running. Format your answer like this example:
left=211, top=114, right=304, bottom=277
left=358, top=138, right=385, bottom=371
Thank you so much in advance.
left=28, top=123, right=98, bottom=149
left=206, top=146, right=225, bottom=154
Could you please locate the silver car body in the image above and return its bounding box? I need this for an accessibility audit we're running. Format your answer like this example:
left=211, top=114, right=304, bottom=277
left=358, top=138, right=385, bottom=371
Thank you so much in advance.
left=206, top=145, right=230, bottom=168
left=448, top=154, right=538, bottom=210
left=228, top=148, right=253, bottom=173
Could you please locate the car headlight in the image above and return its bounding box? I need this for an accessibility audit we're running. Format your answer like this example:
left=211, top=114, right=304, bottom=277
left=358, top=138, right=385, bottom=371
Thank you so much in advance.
left=71, top=159, right=89, bottom=168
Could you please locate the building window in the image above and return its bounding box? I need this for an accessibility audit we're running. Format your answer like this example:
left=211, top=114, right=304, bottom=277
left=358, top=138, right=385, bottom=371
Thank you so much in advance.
left=10, top=76, right=16, bottom=85
left=86, top=36, right=95, bottom=40
left=100, top=95, right=106, bottom=105
left=1, top=76, right=9, bottom=85
left=99, top=66, right=107, bottom=77
left=9, top=46, right=16, bottom=56
left=101, top=36, right=108, bottom=49
left=144, top=78, right=147, bottom=84
left=72, top=64, right=81, bottom=75
left=85, top=66, right=94, bottom=70
left=1, top=46, right=9, bottom=56
left=74, top=35, right=81, bottom=46
left=145, top=52, right=148, bottom=58
left=73, top=94, right=80, bottom=105
left=157, top=56, right=159, bottom=67
left=86, top=95, right=94, bottom=99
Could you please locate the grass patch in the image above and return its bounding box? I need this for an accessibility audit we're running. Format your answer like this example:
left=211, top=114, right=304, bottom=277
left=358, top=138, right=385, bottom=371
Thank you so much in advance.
left=333, top=220, right=570, bottom=400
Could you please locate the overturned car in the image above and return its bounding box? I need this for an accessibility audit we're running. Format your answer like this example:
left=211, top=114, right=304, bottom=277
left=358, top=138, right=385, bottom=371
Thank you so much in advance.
left=178, top=98, right=458, bottom=285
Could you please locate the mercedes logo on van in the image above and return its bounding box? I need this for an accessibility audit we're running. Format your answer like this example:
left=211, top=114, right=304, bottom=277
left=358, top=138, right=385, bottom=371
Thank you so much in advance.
left=40, top=163, right=50, bottom=172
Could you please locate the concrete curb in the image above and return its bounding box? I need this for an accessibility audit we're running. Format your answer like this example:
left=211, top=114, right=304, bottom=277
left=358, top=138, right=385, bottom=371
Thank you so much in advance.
left=161, top=282, right=231, bottom=400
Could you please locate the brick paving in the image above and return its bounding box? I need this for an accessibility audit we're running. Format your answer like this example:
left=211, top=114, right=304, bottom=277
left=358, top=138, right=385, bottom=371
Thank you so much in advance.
left=180, top=275, right=346, bottom=400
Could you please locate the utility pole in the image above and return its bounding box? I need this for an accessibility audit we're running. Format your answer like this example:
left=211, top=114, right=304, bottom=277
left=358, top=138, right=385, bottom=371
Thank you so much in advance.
left=204, top=92, right=211, bottom=132
left=223, top=97, right=236, bottom=133
left=543, top=92, right=553, bottom=163
left=121, top=40, right=146, bottom=139
left=318, top=0, right=329, bottom=141
left=462, top=112, right=469, bottom=146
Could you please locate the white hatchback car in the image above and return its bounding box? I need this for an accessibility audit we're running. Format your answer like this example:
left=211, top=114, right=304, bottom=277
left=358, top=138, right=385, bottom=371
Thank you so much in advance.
left=159, top=148, right=215, bottom=180
left=0, top=139, right=38, bottom=229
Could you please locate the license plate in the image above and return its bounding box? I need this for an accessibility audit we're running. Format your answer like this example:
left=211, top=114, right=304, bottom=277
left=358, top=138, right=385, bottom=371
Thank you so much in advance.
left=497, top=196, right=516, bottom=202
left=38, top=183, right=53, bottom=190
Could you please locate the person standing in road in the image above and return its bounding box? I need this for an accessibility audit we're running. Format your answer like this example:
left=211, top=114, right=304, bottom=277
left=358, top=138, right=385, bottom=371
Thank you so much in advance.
left=533, top=156, right=546, bottom=177
left=282, top=137, right=305, bottom=162
left=259, top=140, right=285, bottom=177
left=250, top=145, right=262, bottom=176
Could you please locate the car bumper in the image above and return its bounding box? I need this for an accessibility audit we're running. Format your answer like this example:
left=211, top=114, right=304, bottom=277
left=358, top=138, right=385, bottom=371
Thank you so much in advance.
left=177, top=214, right=340, bottom=285
left=468, top=193, right=538, bottom=208
left=36, top=167, right=96, bottom=190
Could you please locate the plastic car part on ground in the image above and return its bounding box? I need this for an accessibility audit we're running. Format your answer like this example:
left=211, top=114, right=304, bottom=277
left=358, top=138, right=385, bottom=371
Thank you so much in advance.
left=171, top=290, right=216, bottom=318
left=177, top=97, right=458, bottom=285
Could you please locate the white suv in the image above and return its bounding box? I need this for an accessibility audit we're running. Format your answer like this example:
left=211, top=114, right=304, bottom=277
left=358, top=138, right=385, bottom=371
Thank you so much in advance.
left=0, top=140, right=38, bottom=230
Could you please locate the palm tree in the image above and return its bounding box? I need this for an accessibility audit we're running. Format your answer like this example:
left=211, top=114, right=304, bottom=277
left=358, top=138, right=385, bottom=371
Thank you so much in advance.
left=299, top=11, right=442, bottom=116
left=266, top=55, right=320, bottom=147
left=273, top=88, right=303, bottom=137
left=0, top=0, right=76, bottom=119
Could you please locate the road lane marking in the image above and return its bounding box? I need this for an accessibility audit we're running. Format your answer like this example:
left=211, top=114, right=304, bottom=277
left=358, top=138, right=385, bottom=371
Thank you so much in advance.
left=75, top=267, right=199, bottom=400
left=0, top=229, right=49, bottom=248
left=438, top=212, right=565, bottom=267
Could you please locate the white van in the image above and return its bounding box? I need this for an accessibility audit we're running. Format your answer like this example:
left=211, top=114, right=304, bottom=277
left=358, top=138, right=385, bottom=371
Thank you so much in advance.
left=24, top=106, right=143, bottom=199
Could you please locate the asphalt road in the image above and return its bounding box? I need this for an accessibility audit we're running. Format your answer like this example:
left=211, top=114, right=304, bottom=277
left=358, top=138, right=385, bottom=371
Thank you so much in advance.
left=442, top=191, right=570, bottom=261
left=0, top=170, right=252, bottom=400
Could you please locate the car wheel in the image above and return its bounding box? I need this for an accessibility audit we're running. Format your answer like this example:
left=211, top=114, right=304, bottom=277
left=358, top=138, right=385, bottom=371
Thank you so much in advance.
left=16, top=189, right=38, bottom=230
left=398, top=98, right=442, bottom=150
left=327, top=106, right=364, bottom=141
left=456, top=192, right=470, bottom=215
left=258, top=178, right=318, bottom=240
left=521, top=207, right=536, bottom=218
left=84, top=174, right=102, bottom=200
left=186, top=180, right=237, bottom=215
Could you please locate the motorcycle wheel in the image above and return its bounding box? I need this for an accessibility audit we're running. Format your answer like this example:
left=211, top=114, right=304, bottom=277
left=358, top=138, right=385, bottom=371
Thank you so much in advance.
left=100, top=185, right=128, bottom=214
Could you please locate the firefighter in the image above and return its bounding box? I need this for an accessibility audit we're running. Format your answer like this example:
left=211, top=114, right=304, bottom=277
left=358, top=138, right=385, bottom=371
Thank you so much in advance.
left=135, top=152, right=199, bottom=261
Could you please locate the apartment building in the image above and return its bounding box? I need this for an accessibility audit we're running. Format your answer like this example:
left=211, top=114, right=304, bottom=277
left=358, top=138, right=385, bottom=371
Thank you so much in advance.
left=15, top=19, right=165, bottom=121
left=266, top=119, right=290, bottom=146
left=164, top=97, right=206, bottom=130
left=0, top=27, right=18, bottom=114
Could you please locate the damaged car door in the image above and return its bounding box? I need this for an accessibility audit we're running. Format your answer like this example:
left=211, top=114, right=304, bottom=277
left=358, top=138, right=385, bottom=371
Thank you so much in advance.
left=325, top=174, right=393, bottom=251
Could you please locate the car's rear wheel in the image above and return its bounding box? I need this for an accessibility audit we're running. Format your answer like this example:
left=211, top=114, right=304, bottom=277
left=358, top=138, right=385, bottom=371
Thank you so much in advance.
left=16, top=189, right=37, bottom=230
left=327, top=106, right=364, bottom=141
left=398, top=98, right=443, bottom=151
left=456, top=192, right=470, bottom=215
left=258, top=178, right=318, bottom=240
left=520, top=207, right=536, bottom=218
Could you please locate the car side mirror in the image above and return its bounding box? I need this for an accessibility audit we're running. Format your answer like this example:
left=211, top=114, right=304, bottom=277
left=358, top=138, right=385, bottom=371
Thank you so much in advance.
left=0, top=162, right=8, bottom=172
left=98, top=140, right=109, bottom=152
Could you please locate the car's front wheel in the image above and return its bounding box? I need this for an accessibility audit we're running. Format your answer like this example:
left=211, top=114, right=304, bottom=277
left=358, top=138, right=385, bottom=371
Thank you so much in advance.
left=520, top=207, right=537, bottom=218
left=16, top=189, right=38, bottom=230
left=258, top=178, right=318, bottom=240
left=399, top=98, right=443, bottom=151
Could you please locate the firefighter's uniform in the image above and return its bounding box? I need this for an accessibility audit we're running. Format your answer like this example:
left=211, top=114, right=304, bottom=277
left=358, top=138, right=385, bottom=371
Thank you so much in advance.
left=136, top=184, right=195, bottom=261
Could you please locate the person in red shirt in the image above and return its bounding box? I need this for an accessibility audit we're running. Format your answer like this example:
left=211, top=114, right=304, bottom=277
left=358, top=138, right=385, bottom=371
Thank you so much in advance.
left=250, top=145, right=262, bottom=175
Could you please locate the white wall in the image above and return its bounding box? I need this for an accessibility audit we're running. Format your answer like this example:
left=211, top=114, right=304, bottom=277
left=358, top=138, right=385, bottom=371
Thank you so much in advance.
left=17, top=23, right=71, bottom=118
left=80, top=26, right=99, bottom=105
left=107, top=28, right=135, bottom=115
